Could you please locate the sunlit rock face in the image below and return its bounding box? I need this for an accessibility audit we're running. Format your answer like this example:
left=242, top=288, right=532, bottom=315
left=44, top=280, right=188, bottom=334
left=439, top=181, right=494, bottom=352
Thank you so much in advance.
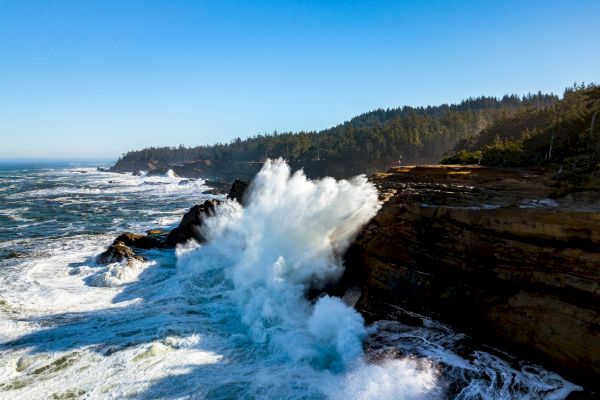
left=348, top=165, right=600, bottom=389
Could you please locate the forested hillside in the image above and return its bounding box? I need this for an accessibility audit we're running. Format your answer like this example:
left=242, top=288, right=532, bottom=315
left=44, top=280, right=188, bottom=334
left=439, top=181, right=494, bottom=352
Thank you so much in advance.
left=113, top=92, right=558, bottom=170
left=442, top=84, right=600, bottom=179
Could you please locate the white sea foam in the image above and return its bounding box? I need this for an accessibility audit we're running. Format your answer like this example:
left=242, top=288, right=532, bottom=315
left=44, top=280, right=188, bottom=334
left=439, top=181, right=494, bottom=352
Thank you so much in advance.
left=0, top=207, right=32, bottom=222
left=88, top=259, right=154, bottom=288
left=325, top=358, right=441, bottom=400
left=4, top=168, right=208, bottom=201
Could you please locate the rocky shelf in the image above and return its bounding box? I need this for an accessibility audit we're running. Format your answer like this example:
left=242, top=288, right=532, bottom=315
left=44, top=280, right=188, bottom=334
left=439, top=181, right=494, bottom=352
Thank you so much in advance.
left=346, top=165, right=600, bottom=391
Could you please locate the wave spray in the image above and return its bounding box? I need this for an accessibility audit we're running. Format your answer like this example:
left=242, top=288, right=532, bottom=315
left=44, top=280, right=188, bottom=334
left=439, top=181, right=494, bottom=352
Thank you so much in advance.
left=177, top=159, right=440, bottom=398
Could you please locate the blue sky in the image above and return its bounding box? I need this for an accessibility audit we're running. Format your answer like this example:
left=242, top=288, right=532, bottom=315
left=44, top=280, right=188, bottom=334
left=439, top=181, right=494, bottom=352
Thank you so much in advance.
left=1, top=0, right=599, bottom=159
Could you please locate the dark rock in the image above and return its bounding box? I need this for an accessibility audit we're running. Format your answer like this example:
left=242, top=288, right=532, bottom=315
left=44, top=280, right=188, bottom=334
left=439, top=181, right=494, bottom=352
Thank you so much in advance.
left=146, top=168, right=176, bottom=177
left=132, top=170, right=142, bottom=176
left=165, top=200, right=221, bottom=247
left=227, top=179, right=249, bottom=205
left=5, top=250, right=24, bottom=259
left=97, top=242, right=145, bottom=265
left=203, top=180, right=231, bottom=194
left=112, top=232, right=164, bottom=249
left=97, top=232, right=165, bottom=265
left=171, top=162, right=205, bottom=178
left=163, top=180, right=249, bottom=247
left=348, top=165, right=600, bottom=390
left=179, top=179, right=190, bottom=186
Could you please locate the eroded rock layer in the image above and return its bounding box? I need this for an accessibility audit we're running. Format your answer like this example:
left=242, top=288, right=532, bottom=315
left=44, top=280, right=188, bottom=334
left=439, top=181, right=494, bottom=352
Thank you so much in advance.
left=349, top=165, right=600, bottom=388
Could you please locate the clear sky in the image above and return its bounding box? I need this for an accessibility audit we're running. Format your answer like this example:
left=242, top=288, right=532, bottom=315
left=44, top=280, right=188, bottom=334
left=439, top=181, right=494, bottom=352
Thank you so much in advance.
left=1, top=0, right=599, bottom=159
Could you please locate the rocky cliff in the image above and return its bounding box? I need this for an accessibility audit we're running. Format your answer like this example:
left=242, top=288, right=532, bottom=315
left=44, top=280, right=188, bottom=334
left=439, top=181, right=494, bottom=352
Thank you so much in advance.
left=348, top=165, right=600, bottom=390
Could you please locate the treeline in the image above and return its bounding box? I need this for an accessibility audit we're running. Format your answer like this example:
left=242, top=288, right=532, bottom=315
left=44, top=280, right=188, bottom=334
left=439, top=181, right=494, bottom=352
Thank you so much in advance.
left=442, top=84, right=600, bottom=175
left=114, top=92, right=558, bottom=168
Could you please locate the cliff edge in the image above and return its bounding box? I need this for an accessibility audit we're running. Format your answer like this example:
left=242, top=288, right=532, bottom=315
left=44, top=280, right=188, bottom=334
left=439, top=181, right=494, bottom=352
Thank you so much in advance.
left=349, top=165, right=600, bottom=389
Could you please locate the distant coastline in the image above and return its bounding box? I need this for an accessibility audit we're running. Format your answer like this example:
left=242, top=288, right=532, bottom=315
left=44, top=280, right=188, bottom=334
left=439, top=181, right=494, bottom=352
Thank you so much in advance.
left=0, top=159, right=117, bottom=171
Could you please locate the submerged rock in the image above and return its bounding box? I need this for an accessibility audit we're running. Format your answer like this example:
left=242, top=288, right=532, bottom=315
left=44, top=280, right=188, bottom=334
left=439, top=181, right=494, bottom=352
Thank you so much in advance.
left=348, top=165, right=600, bottom=390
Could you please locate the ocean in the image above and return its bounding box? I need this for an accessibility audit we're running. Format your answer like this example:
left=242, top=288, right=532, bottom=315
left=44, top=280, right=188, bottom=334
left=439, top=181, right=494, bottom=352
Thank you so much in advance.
left=0, top=159, right=581, bottom=399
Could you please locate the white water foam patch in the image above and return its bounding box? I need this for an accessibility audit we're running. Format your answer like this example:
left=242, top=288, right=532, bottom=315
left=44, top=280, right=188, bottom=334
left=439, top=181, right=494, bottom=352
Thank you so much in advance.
left=366, top=317, right=583, bottom=399
left=4, top=167, right=209, bottom=200
left=88, top=259, right=155, bottom=288
left=326, top=358, right=441, bottom=400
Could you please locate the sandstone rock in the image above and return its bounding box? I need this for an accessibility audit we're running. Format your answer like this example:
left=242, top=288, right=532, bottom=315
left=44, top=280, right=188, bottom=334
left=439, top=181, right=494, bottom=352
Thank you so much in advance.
left=348, top=165, right=600, bottom=389
left=147, top=229, right=168, bottom=237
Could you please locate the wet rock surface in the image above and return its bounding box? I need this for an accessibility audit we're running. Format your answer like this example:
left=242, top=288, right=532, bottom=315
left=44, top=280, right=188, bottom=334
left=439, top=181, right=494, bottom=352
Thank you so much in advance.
left=97, top=241, right=145, bottom=265
left=347, top=165, right=600, bottom=390
left=227, top=179, right=249, bottom=205
left=164, top=199, right=221, bottom=247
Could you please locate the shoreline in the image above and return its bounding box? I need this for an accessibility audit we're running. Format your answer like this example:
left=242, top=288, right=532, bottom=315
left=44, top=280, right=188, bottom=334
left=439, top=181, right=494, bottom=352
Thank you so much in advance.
left=97, top=164, right=599, bottom=394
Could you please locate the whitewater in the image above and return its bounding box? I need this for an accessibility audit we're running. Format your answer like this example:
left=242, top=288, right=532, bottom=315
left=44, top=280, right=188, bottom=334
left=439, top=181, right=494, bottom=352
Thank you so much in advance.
left=0, top=159, right=581, bottom=399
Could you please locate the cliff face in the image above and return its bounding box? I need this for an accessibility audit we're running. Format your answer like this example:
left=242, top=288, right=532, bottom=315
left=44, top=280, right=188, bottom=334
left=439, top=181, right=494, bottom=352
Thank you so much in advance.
left=350, top=165, right=600, bottom=388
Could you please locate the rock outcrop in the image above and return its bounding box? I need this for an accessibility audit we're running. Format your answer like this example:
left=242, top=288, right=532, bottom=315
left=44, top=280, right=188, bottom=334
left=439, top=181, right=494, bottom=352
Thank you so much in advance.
left=163, top=179, right=249, bottom=246
left=164, top=199, right=221, bottom=247
left=146, top=168, right=176, bottom=177
left=348, top=165, right=600, bottom=389
left=227, top=179, right=249, bottom=205
left=98, top=179, right=251, bottom=259
left=96, top=233, right=152, bottom=265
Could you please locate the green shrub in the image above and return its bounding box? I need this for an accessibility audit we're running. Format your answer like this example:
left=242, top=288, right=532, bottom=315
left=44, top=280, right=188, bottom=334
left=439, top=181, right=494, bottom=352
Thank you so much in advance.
left=440, top=150, right=482, bottom=164
left=480, top=140, right=526, bottom=167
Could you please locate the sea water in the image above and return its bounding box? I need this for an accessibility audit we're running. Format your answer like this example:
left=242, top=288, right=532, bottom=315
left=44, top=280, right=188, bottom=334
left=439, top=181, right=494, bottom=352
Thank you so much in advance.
left=0, top=159, right=581, bottom=399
